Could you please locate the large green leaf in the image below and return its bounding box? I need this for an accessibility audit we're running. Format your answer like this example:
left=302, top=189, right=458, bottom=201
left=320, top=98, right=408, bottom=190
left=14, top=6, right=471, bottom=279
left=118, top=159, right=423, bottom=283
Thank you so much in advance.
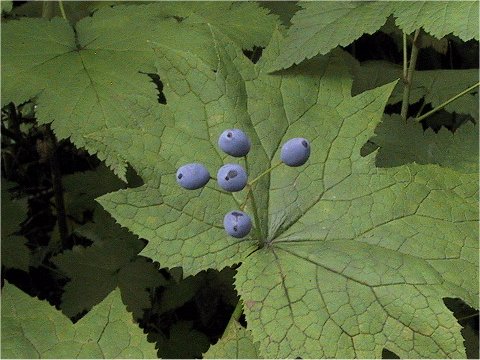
left=1, top=282, right=157, bottom=358
left=1, top=2, right=279, bottom=179
left=90, top=27, right=478, bottom=358
left=272, top=1, right=479, bottom=70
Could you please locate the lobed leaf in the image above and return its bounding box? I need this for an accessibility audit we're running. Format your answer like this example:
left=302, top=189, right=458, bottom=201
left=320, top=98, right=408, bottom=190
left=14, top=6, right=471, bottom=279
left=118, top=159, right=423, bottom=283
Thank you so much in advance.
left=1, top=3, right=279, bottom=179
left=91, top=26, right=477, bottom=358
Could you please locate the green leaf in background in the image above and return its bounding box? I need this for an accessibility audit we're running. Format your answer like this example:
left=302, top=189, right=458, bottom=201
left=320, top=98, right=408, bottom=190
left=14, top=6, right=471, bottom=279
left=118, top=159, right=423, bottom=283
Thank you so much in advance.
left=203, top=319, right=260, bottom=359
left=352, top=60, right=479, bottom=121
left=63, top=164, right=126, bottom=221
left=1, top=282, right=157, bottom=358
left=1, top=180, right=31, bottom=271
left=152, top=321, right=210, bottom=359
left=1, top=2, right=279, bottom=179
left=51, top=210, right=159, bottom=318
left=90, top=26, right=478, bottom=358
left=368, top=114, right=479, bottom=174
left=1, top=0, right=12, bottom=15
left=272, top=1, right=479, bottom=70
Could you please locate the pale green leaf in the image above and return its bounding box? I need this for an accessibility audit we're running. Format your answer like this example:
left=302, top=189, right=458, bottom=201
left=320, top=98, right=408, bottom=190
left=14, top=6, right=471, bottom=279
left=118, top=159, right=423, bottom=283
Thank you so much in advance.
left=352, top=60, right=479, bottom=121
left=1, top=3, right=279, bottom=179
left=1, top=180, right=30, bottom=271
left=203, top=320, right=260, bottom=359
left=1, top=282, right=157, bottom=358
left=91, top=28, right=476, bottom=358
left=271, top=1, right=479, bottom=70
left=369, top=114, right=479, bottom=174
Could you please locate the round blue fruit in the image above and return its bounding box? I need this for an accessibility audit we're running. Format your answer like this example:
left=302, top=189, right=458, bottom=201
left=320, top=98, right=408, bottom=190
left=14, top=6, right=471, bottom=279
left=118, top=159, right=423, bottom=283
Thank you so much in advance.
left=217, top=164, right=248, bottom=192
left=280, top=138, right=310, bottom=167
left=224, top=210, right=252, bottom=238
left=176, top=163, right=210, bottom=190
left=218, top=129, right=251, bottom=157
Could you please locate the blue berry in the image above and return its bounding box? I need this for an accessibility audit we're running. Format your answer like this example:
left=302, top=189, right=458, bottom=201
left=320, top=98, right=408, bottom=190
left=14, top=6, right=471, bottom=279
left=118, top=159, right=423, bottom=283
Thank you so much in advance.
left=280, top=138, right=310, bottom=167
left=217, top=164, right=248, bottom=192
left=176, top=163, right=210, bottom=190
left=218, top=129, right=251, bottom=157
left=224, top=210, right=252, bottom=238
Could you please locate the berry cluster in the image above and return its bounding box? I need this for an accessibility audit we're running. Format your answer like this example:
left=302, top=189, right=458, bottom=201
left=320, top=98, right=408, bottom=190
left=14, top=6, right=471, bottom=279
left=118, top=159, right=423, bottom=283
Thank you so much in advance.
left=176, top=129, right=310, bottom=238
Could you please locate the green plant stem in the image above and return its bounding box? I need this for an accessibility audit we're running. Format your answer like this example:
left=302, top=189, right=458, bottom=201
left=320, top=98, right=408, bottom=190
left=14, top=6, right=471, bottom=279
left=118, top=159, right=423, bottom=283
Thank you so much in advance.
left=45, top=127, right=68, bottom=251
left=58, top=0, right=68, bottom=21
left=244, top=157, right=263, bottom=241
left=402, top=32, right=407, bottom=79
left=415, top=82, right=480, bottom=122
left=42, top=1, right=54, bottom=18
left=249, top=161, right=282, bottom=186
left=456, top=312, right=479, bottom=322
left=401, top=29, right=421, bottom=122
left=230, top=299, right=244, bottom=323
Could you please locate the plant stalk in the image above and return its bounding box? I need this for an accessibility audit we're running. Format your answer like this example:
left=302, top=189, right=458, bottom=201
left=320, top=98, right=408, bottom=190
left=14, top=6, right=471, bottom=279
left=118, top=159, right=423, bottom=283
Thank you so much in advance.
left=58, top=0, right=68, bottom=21
left=415, top=82, right=480, bottom=122
left=244, top=157, right=263, bottom=241
left=249, top=161, right=282, bottom=186
left=401, top=29, right=421, bottom=121
left=45, top=127, right=68, bottom=250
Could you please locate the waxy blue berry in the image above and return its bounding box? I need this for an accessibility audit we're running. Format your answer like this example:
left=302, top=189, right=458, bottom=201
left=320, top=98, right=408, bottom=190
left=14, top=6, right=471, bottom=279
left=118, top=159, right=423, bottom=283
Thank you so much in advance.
left=218, top=129, right=251, bottom=157
left=224, top=210, right=252, bottom=238
left=217, top=163, right=248, bottom=192
left=176, top=163, right=210, bottom=190
left=281, top=138, right=310, bottom=167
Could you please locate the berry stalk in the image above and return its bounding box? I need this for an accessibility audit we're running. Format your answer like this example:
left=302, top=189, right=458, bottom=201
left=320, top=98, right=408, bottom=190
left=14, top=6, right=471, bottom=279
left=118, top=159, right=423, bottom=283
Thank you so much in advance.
left=248, top=161, right=282, bottom=187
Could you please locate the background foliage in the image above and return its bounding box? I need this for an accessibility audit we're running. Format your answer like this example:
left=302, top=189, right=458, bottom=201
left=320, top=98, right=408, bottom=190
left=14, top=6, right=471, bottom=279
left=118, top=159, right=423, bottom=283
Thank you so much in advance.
left=1, top=1, right=478, bottom=358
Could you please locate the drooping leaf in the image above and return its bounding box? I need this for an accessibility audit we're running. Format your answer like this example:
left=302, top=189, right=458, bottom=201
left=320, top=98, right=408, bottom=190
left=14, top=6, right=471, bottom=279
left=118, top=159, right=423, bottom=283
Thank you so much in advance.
left=392, top=1, right=479, bottom=41
left=203, top=319, right=260, bottom=359
left=90, top=28, right=477, bottom=358
left=270, top=2, right=393, bottom=70
left=271, top=1, right=479, bottom=70
left=368, top=114, right=479, bottom=174
left=1, top=2, right=279, bottom=179
left=1, top=179, right=30, bottom=271
left=352, top=60, right=479, bottom=121
left=1, top=282, right=157, bottom=358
